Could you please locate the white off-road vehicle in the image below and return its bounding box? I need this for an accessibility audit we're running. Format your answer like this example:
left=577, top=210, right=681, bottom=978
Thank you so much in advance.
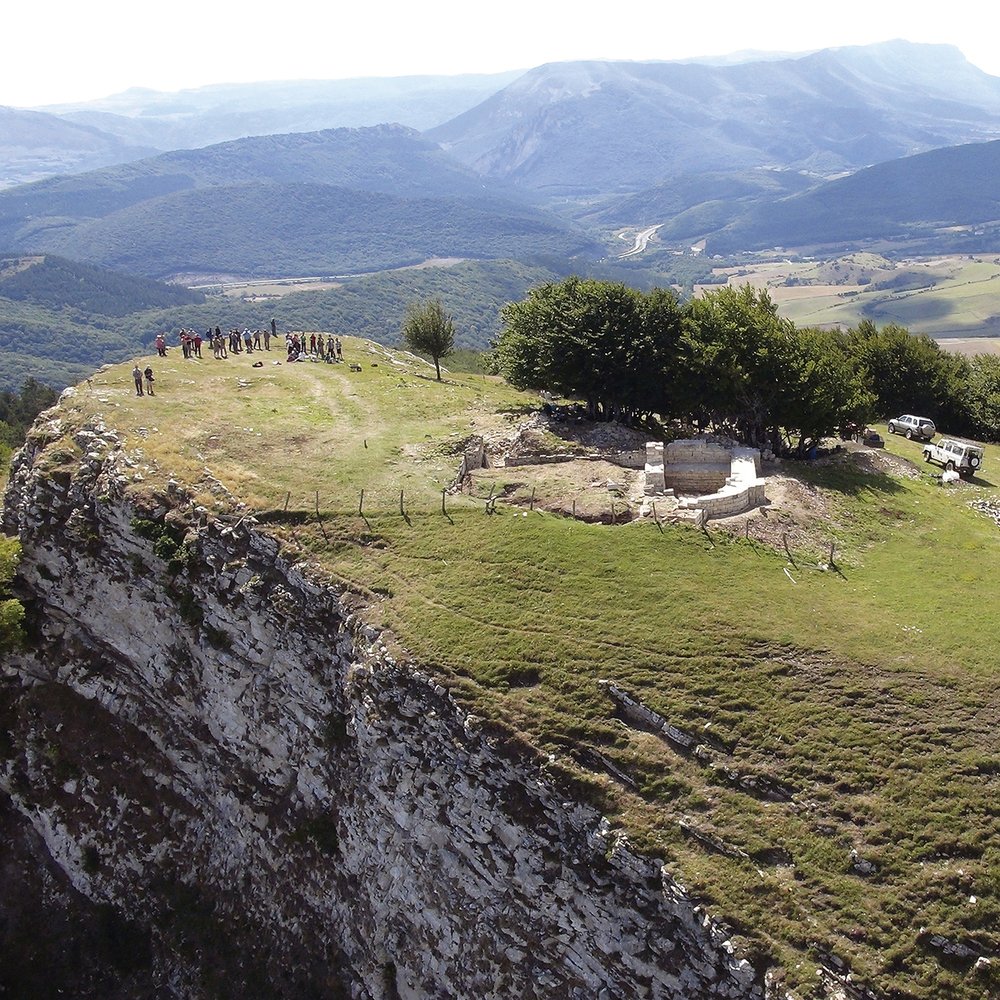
left=922, top=438, right=984, bottom=478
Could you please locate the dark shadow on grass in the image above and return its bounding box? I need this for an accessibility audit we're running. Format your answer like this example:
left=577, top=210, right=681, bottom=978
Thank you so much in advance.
left=793, top=456, right=909, bottom=497
left=256, top=509, right=313, bottom=525
left=496, top=403, right=538, bottom=418
left=962, top=473, right=995, bottom=488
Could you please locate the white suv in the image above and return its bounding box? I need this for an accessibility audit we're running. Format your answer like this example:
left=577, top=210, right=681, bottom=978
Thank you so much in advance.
left=923, top=438, right=984, bottom=478
left=887, top=414, right=936, bottom=441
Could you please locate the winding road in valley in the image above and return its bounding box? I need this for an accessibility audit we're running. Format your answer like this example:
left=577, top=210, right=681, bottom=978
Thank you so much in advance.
left=618, top=224, right=662, bottom=258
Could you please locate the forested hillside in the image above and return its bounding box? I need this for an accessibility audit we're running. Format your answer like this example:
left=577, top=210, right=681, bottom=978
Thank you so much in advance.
left=0, top=125, right=511, bottom=232
left=137, top=260, right=570, bottom=351
left=0, top=126, right=593, bottom=280
left=705, top=139, right=1000, bottom=254
left=0, top=256, right=573, bottom=389
left=0, top=255, right=206, bottom=388
left=25, top=184, right=594, bottom=281
left=0, top=254, right=204, bottom=314
left=574, top=169, right=817, bottom=231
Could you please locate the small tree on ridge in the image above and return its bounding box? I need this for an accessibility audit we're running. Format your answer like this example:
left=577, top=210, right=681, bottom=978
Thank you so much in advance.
left=402, top=298, right=455, bottom=381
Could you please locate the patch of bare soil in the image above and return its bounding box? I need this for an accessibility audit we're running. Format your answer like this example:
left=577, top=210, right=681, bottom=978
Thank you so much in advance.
left=469, top=460, right=645, bottom=523
left=708, top=469, right=835, bottom=556
left=709, top=443, right=922, bottom=558
left=842, top=441, right=921, bottom=480
left=463, top=412, right=653, bottom=522
left=466, top=414, right=926, bottom=557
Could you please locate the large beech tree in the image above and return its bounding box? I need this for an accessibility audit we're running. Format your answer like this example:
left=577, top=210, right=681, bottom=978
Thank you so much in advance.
left=681, top=286, right=873, bottom=454
left=494, top=277, right=683, bottom=423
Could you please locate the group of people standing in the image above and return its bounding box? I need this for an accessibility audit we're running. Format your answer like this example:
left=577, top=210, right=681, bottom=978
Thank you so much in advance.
left=151, top=320, right=347, bottom=364
left=286, top=332, right=342, bottom=363
left=132, top=363, right=155, bottom=396
left=139, top=320, right=346, bottom=396
left=170, top=326, right=273, bottom=359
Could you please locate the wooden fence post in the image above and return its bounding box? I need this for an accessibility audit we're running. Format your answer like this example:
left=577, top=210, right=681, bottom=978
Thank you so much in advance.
left=315, top=490, right=329, bottom=541
left=783, top=532, right=796, bottom=568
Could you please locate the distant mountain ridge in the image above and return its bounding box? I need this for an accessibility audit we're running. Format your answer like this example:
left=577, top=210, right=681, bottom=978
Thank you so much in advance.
left=6, top=41, right=1000, bottom=280
left=9, top=40, right=1000, bottom=201
left=0, top=106, right=157, bottom=189
left=0, top=72, right=524, bottom=189
left=38, top=72, right=525, bottom=138
left=0, top=127, right=594, bottom=280
left=429, top=41, right=1000, bottom=195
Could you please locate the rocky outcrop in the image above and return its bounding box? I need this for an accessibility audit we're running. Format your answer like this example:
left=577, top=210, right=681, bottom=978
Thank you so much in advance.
left=0, top=409, right=763, bottom=999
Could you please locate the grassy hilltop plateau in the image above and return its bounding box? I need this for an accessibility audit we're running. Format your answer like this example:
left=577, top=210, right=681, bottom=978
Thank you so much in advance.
left=5, top=36, right=1000, bottom=1000
left=7, top=342, right=998, bottom=1000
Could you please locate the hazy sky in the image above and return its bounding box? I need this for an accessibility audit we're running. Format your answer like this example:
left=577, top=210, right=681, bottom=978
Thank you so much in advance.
left=6, top=0, right=1000, bottom=107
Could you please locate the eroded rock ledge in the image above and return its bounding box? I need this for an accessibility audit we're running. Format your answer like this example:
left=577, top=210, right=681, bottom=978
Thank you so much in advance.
left=0, top=415, right=762, bottom=999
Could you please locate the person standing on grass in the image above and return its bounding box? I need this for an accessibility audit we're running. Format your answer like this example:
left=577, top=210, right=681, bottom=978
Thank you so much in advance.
left=144, top=366, right=155, bottom=395
left=335, top=337, right=342, bottom=361
left=193, top=331, right=203, bottom=358
left=156, top=333, right=166, bottom=357
left=132, top=363, right=144, bottom=396
left=253, top=328, right=262, bottom=350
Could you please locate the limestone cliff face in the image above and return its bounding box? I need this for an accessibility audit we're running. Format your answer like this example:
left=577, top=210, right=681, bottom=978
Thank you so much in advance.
left=0, top=408, right=763, bottom=999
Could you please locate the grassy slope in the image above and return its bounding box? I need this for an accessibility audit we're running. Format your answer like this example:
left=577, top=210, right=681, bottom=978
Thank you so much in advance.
left=712, top=255, right=1000, bottom=340
left=43, top=348, right=1000, bottom=999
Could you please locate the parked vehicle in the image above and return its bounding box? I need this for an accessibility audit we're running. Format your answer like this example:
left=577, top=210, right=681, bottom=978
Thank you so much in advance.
left=922, top=438, right=984, bottom=477
left=887, top=414, right=936, bottom=441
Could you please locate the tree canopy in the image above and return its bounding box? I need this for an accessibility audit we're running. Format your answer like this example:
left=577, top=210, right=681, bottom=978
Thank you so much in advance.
left=492, top=276, right=989, bottom=453
left=401, top=298, right=456, bottom=380
left=495, top=277, right=684, bottom=424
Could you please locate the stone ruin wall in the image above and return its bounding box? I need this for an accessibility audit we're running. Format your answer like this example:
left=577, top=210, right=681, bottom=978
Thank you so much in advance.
left=645, top=439, right=767, bottom=519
